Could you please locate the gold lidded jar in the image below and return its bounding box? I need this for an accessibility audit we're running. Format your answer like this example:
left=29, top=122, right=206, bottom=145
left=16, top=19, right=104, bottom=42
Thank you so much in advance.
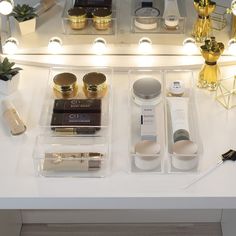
left=92, top=8, right=112, bottom=30
left=53, top=72, right=78, bottom=99
left=83, top=72, right=107, bottom=98
left=68, top=7, right=87, bottom=30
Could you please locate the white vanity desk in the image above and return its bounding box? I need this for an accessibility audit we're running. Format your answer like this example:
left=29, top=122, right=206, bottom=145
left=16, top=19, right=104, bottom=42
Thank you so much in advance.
left=1, top=54, right=236, bottom=236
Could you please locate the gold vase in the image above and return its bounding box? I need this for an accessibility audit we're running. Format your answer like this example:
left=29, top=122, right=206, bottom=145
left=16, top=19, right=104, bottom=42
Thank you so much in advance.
left=198, top=37, right=224, bottom=91
left=192, top=0, right=216, bottom=42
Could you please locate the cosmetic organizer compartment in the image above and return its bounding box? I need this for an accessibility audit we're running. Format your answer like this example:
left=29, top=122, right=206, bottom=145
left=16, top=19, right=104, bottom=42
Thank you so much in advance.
left=131, top=0, right=186, bottom=34
left=129, top=70, right=165, bottom=173
left=62, top=0, right=116, bottom=35
left=164, top=70, right=202, bottom=173
left=33, top=67, right=112, bottom=177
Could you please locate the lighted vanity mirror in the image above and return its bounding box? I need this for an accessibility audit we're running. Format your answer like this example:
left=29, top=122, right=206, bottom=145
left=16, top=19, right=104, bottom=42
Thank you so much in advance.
left=0, top=0, right=232, bottom=55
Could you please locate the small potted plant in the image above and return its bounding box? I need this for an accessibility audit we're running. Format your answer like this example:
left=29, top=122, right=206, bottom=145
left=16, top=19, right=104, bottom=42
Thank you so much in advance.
left=0, top=57, right=22, bottom=95
left=11, top=4, right=38, bottom=35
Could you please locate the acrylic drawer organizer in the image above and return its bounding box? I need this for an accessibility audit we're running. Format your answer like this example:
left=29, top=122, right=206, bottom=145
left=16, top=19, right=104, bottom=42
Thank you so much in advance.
left=33, top=67, right=112, bottom=177
left=131, top=0, right=185, bottom=34
left=164, top=70, right=202, bottom=173
left=129, top=70, right=165, bottom=173
left=62, top=0, right=116, bottom=35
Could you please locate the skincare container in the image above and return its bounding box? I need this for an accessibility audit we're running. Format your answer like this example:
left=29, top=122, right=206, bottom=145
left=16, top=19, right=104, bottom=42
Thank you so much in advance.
left=68, top=7, right=87, bottom=30
left=129, top=70, right=164, bottom=173
left=2, top=100, right=26, bottom=136
left=34, top=67, right=112, bottom=177
left=83, top=72, right=107, bottom=98
left=53, top=72, right=78, bottom=99
left=165, top=70, right=202, bottom=172
left=163, top=0, right=180, bottom=30
left=92, top=8, right=112, bottom=30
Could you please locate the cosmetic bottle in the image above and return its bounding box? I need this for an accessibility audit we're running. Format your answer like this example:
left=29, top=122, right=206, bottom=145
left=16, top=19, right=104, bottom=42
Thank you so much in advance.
left=2, top=100, right=26, bottom=135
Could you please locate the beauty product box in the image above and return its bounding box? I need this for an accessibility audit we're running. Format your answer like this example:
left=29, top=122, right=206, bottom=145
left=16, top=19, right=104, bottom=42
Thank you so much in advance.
left=33, top=67, right=112, bottom=177
left=128, top=69, right=165, bottom=173
left=130, top=0, right=185, bottom=34
left=62, top=0, right=117, bottom=35
left=164, top=70, right=203, bottom=173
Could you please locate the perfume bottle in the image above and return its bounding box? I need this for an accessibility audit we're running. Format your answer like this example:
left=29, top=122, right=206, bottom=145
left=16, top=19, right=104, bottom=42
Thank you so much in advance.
left=198, top=37, right=224, bottom=91
left=192, top=0, right=216, bottom=42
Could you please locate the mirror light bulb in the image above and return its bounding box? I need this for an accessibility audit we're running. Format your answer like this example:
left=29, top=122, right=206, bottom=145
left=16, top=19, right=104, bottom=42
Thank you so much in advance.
left=228, top=38, right=236, bottom=55
left=48, top=37, right=63, bottom=53
left=183, top=38, right=198, bottom=55
left=3, top=37, right=18, bottom=55
left=93, top=38, right=107, bottom=55
left=139, top=37, right=152, bottom=54
left=231, top=0, right=236, bottom=15
left=0, top=0, right=14, bottom=15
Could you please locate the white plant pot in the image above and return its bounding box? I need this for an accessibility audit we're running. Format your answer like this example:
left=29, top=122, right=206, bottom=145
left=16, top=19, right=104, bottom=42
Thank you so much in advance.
left=15, top=17, right=36, bottom=35
left=0, top=73, right=20, bottom=95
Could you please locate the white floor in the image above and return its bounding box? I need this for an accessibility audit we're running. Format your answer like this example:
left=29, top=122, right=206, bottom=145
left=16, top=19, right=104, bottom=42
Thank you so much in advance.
left=20, top=223, right=222, bottom=236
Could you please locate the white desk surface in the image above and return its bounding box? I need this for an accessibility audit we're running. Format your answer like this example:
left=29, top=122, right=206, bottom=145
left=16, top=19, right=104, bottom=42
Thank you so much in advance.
left=0, top=55, right=236, bottom=210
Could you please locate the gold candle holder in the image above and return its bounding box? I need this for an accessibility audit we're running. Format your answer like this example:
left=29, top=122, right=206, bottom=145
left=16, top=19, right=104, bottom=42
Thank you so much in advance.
left=192, top=0, right=216, bottom=42
left=198, top=37, right=224, bottom=91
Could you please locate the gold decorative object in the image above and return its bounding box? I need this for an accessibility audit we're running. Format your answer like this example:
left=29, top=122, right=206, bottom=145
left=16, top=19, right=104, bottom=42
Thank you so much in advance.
left=198, top=37, right=224, bottom=91
left=216, top=75, right=236, bottom=109
left=192, top=0, right=216, bottom=42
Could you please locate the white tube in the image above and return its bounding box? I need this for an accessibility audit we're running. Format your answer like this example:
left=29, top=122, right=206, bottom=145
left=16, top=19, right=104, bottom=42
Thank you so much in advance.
left=167, top=97, right=190, bottom=143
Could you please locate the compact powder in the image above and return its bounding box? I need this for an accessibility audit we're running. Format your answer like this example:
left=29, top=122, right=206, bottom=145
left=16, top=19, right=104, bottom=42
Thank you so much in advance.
left=83, top=72, right=107, bottom=98
left=134, top=140, right=161, bottom=170
left=132, top=78, right=162, bottom=105
left=134, top=7, right=159, bottom=30
left=172, top=140, right=198, bottom=170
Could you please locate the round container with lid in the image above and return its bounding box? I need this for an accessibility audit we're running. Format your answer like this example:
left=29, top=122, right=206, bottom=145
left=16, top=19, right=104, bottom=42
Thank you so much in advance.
left=53, top=72, right=78, bottom=99
left=132, top=77, right=162, bottom=105
left=134, top=7, right=160, bottom=30
left=68, top=7, right=87, bottom=30
left=92, top=8, right=112, bottom=30
left=83, top=72, right=107, bottom=98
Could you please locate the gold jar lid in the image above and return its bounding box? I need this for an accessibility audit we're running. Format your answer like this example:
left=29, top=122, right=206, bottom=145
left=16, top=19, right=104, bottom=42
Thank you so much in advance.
left=53, top=72, right=78, bottom=98
left=68, top=7, right=86, bottom=22
left=83, top=72, right=107, bottom=98
left=92, top=7, right=112, bottom=19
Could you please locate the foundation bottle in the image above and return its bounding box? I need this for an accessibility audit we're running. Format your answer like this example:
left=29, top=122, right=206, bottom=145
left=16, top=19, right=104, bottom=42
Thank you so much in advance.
left=2, top=100, right=26, bottom=135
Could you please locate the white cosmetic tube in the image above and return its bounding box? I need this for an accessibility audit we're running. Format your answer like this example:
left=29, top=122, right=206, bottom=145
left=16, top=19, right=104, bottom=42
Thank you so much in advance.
left=167, top=97, right=190, bottom=143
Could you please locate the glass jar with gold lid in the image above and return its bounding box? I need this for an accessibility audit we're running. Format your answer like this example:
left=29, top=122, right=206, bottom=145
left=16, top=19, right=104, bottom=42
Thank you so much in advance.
left=92, top=8, right=112, bottom=30
left=68, top=7, right=87, bottom=30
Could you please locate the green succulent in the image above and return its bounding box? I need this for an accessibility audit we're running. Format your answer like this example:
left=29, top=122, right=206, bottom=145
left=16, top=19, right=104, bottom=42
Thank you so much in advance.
left=0, top=58, right=22, bottom=81
left=11, top=4, right=37, bottom=22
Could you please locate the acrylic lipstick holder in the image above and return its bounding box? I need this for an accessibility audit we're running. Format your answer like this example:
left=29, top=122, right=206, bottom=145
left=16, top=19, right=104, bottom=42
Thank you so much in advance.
left=33, top=67, right=112, bottom=177
left=128, top=70, right=165, bottom=173
left=62, top=0, right=117, bottom=35
left=164, top=70, right=202, bottom=173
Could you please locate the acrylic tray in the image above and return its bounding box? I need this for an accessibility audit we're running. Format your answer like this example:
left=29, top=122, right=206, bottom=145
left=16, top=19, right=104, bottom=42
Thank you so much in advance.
left=39, top=67, right=112, bottom=138
left=33, top=135, right=110, bottom=177
left=62, top=0, right=116, bottom=35
left=164, top=70, right=202, bottom=173
left=128, top=70, right=165, bottom=173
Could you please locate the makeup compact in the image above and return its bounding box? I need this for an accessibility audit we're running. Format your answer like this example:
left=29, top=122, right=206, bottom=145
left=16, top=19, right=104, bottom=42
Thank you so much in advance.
left=83, top=72, right=107, bottom=98
left=134, top=7, right=160, bottom=30
left=92, top=8, right=112, bottom=30
left=68, top=7, right=87, bottom=30
left=53, top=72, right=78, bottom=99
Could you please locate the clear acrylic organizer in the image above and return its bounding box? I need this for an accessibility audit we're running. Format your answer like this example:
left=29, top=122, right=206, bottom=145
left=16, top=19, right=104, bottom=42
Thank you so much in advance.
left=62, top=0, right=117, bottom=35
left=164, top=70, right=202, bottom=173
left=128, top=70, right=165, bottom=173
left=33, top=67, right=112, bottom=177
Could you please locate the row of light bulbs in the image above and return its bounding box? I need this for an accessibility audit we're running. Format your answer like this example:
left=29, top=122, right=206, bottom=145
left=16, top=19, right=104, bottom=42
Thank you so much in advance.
left=3, top=36, right=236, bottom=55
